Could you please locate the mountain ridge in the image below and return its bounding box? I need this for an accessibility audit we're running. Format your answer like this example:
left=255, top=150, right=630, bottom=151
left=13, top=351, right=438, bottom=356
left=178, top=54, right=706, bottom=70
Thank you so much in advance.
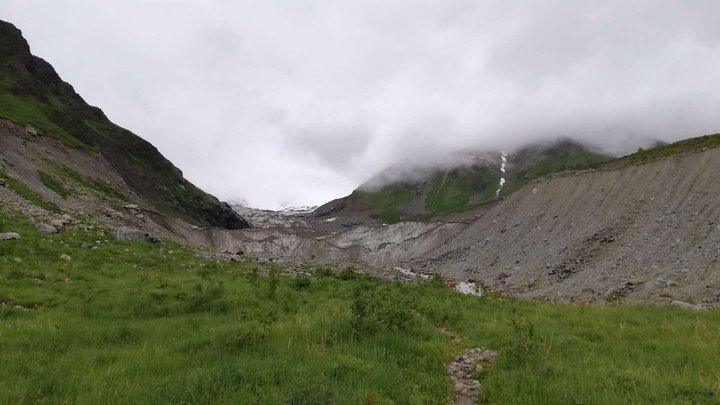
left=0, top=20, right=248, bottom=230
left=315, top=138, right=613, bottom=223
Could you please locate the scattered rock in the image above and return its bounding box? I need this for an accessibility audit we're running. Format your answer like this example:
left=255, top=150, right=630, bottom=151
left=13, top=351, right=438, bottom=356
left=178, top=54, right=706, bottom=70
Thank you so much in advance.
left=50, top=219, right=66, bottom=231
left=671, top=300, right=703, bottom=311
left=13, top=304, right=31, bottom=312
left=114, top=226, right=159, bottom=243
left=36, top=223, right=58, bottom=234
left=455, top=281, right=483, bottom=297
left=0, top=232, right=20, bottom=240
left=60, top=254, right=71, bottom=261
left=105, top=208, right=122, bottom=218
left=448, top=347, right=498, bottom=404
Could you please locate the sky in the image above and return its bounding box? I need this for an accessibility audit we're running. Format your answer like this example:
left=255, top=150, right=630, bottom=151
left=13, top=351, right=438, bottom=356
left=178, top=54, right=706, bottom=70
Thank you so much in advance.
left=1, top=1, right=720, bottom=209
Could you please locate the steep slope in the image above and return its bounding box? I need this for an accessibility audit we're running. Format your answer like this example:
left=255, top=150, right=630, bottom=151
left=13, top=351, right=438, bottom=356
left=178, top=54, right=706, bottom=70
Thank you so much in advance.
left=315, top=139, right=612, bottom=224
left=406, top=140, right=720, bottom=304
left=0, top=20, right=248, bottom=229
left=183, top=133, right=720, bottom=305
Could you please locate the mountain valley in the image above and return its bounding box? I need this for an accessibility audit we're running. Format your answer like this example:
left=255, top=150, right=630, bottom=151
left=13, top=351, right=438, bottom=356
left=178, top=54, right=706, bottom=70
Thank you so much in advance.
left=1, top=17, right=720, bottom=404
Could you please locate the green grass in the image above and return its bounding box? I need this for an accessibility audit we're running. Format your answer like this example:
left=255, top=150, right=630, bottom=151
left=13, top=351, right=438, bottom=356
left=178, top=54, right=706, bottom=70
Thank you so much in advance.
left=38, top=170, right=71, bottom=198
left=426, top=166, right=500, bottom=215
left=0, top=209, right=719, bottom=404
left=501, top=145, right=612, bottom=197
left=0, top=92, right=89, bottom=149
left=629, top=134, right=720, bottom=164
left=0, top=170, right=61, bottom=213
left=1, top=54, right=239, bottom=228
left=521, top=148, right=610, bottom=180
left=50, top=162, right=127, bottom=201
left=355, top=185, right=415, bottom=223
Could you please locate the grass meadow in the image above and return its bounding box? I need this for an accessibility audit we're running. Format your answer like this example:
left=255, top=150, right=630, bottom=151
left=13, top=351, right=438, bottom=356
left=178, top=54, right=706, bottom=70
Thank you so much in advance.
left=1, top=210, right=719, bottom=404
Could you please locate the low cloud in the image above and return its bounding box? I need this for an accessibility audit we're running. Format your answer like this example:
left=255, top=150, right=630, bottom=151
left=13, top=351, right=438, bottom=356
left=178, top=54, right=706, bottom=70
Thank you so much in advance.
left=2, top=1, right=719, bottom=208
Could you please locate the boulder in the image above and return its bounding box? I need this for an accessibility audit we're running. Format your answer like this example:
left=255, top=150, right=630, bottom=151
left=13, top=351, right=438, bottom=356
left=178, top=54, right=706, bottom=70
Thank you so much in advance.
left=114, top=226, right=159, bottom=243
left=60, top=254, right=71, bottom=261
left=123, top=204, right=139, bottom=210
left=24, top=125, right=37, bottom=136
left=0, top=232, right=20, bottom=240
left=671, top=300, right=703, bottom=311
left=50, top=219, right=66, bottom=231
left=36, top=223, right=58, bottom=234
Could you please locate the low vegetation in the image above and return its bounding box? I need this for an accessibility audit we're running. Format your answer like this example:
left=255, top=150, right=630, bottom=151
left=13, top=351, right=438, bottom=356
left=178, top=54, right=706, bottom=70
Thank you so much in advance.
left=1, top=210, right=718, bottom=404
left=500, top=142, right=612, bottom=197
left=0, top=169, right=61, bottom=213
left=426, top=166, right=500, bottom=215
left=0, top=92, right=89, bottom=149
left=38, top=170, right=71, bottom=198
left=49, top=162, right=127, bottom=200
left=354, top=185, right=415, bottom=223
left=353, top=143, right=612, bottom=220
left=629, top=133, right=720, bottom=164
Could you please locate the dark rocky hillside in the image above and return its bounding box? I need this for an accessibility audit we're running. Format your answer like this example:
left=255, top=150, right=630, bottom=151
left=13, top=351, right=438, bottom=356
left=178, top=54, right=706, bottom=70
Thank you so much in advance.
left=0, top=20, right=248, bottom=229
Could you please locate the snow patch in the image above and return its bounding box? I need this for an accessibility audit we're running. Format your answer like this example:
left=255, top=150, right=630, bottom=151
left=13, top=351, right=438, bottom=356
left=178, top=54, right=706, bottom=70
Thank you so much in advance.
left=496, top=152, right=508, bottom=197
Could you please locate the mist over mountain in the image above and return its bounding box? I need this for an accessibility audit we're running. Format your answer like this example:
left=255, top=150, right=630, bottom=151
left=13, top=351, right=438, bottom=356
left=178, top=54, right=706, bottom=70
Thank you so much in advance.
left=2, top=1, right=719, bottom=208
left=2, top=8, right=720, bottom=403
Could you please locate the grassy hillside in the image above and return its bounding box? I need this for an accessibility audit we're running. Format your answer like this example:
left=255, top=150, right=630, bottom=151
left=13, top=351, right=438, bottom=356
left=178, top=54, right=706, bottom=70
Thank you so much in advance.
left=349, top=141, right=612, bottom=222
left=1, top=209, right=718, bottom=404
left=425, top=166, right=501, bottom=215
left=353, top=184, right=416, bottom=223
left=500, top=140, right=612, bottom=196
left=628, top=133, right=720, bottom=164
left=0, top=20, right=247, bottom=229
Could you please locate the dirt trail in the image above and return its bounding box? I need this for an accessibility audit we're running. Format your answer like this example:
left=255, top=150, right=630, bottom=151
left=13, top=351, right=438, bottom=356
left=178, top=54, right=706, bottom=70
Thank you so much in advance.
left=448, top=348, right=498, bottom=404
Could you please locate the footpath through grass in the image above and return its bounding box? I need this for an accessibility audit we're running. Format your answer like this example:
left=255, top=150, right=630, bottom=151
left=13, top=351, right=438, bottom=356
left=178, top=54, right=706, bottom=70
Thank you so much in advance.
left=0, top=211, right=719, bottom=404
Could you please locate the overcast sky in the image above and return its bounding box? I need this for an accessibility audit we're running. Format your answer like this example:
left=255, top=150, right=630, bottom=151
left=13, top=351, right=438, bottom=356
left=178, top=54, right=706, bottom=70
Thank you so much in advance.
left=2, top=1, right=720, bottom=208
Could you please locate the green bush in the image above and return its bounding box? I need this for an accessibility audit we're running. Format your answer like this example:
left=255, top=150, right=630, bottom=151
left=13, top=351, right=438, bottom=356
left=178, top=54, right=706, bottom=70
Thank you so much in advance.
left=293, top=275, right=311, bottom=290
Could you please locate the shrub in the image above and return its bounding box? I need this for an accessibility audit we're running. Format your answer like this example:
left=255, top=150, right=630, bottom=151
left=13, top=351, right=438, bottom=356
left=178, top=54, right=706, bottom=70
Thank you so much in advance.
left=293, top=275, right=311, bottom=290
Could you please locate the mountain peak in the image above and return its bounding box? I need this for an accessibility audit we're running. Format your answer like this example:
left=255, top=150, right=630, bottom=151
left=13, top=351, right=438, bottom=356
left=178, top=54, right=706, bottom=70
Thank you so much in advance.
left=0, top=20, right=31, bottom=60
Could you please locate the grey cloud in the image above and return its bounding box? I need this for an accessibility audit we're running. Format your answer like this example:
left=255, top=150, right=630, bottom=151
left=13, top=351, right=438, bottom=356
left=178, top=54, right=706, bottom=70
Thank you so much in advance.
left=1, top=0, right=719, bottom=208
left=282, top=123, right=372, bottom=171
